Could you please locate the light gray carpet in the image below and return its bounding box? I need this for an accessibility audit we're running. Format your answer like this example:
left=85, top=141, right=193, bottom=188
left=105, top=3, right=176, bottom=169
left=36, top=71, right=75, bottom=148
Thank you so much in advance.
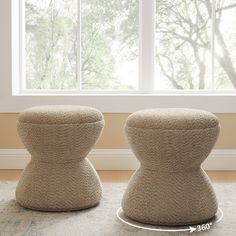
left=0, top=182, right=235, bottom=236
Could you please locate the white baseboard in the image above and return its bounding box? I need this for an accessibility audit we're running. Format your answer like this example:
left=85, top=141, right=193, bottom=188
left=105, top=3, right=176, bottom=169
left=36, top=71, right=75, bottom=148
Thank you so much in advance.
left=0, top=149, right=236, bottom=170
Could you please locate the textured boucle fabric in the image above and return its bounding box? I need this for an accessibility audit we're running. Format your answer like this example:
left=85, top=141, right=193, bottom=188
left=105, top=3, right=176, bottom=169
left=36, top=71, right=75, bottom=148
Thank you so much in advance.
left=16, top=105, right=104, bottom=211
left=16, top=159, right=102, bottom=211
left=126, top=108, right=219, bottom=130
left=122, top=108, right=219, bottom=225
left=18, top=105, right=103, bottom=125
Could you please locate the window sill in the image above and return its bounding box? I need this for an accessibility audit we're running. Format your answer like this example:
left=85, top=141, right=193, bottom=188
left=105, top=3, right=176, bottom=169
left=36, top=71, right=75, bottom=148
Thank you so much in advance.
left=13, top=91, right=236, bottom=96
left=1, top=92, right=236, bottom=113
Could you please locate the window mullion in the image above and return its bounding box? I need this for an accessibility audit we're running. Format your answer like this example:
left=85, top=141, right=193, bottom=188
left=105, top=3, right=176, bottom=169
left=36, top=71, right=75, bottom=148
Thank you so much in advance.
left=20, top=0, right=26, bottom=93
left=76, top=0, right=81, bottom=91
left=211, top=0, right=216, bottom=90
left=139, top=0, right=155, bottom=93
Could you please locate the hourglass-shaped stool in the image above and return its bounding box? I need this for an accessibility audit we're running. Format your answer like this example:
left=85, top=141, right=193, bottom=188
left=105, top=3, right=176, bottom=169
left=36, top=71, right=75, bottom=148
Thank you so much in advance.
left=16, top=105, right=104, bottom=211
left=122, top=108, right=219, bottom=225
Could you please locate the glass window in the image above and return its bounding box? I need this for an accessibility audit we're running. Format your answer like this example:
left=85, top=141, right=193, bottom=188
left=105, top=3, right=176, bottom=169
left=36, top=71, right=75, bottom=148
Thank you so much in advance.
left=24, top=0, right=139, bottom=91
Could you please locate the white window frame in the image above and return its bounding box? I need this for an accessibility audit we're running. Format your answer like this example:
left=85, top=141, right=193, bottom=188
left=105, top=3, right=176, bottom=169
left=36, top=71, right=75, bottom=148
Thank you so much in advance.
left=0, top=0, right=236, bottom=113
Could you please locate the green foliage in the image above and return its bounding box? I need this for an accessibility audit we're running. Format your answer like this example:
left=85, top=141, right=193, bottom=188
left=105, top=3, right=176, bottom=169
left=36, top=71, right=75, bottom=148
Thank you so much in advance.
left=26, top=1, right=76, bottom=89
left=25, top=0, right=138, bottom=91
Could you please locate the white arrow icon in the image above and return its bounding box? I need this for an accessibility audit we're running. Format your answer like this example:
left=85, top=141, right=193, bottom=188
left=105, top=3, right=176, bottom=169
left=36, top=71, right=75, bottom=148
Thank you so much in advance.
left=190, top=226, right=196, bottom=233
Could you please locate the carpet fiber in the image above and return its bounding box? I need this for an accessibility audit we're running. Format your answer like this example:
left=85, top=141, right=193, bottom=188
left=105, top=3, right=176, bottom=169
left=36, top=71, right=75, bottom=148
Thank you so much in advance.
left=0, top=182, right=236, bottom=236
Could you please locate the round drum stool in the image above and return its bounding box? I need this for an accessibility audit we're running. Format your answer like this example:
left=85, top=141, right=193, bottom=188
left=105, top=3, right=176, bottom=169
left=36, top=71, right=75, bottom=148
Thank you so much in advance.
left=16, top=105, right=104, bottom=211
left=122, top=108, right=219, bottom=225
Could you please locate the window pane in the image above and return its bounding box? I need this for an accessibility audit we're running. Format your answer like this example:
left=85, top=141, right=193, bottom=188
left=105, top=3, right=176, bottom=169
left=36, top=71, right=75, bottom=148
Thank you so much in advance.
left=81, top=0, right=139, bottom=91
left=25, top=0, right=139, bottom=91
left=155, top=0, right=212, bottom=90
left=25, top=0, right=77, bottom=90
left=215, top=0, right=236, bottom=90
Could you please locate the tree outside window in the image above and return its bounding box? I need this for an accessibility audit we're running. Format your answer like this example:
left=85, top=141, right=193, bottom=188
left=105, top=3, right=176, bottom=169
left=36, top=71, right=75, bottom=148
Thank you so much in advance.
left=24, top=0, right=236, bottom=92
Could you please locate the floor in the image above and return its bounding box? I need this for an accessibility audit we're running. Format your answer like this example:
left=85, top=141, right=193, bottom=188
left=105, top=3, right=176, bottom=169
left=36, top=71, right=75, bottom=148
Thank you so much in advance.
left=0, top=170, right=236, bottom=182
left=1, top=182, right=234, bottom=236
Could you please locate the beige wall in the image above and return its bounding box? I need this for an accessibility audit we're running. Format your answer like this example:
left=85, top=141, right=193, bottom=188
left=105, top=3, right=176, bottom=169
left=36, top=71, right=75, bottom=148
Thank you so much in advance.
left=0, top=113, right=236, bottom=149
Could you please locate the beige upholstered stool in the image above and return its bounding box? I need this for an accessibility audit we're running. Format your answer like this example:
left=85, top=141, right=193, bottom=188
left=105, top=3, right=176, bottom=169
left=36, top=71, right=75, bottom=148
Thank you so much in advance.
left=122, top=108, right=219, bottom=225
left=16, top=105, right=104, bottom=211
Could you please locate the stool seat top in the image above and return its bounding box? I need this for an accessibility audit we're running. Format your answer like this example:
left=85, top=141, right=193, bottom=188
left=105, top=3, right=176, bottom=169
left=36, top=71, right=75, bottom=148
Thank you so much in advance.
left=126, top=108, right=219, bottom=130
left=18, top=105, right=103, bottom=125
